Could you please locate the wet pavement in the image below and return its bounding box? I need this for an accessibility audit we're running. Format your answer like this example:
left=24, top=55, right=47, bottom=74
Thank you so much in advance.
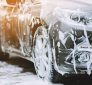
left=0, top=55, right=63, bottom=85
left=0, top=55, right=92, bottom=85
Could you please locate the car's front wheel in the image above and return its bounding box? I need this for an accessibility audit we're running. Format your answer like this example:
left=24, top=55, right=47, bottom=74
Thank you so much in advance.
left=33, top=26, right=61, bottom=82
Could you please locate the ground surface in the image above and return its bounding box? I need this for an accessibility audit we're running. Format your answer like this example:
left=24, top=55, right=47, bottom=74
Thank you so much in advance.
left=0, top=55, right=92, bottom=85
left=0, top=57, right=63, bottom=85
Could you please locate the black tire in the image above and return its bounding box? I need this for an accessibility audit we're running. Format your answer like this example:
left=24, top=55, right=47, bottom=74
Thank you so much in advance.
left=33, top=26, right=61, bottom=82
left=50, top=63, right=62, bottom=83
left=0, top=52, right=9, bottom=61
left=0, top=32, right=9, bottom=61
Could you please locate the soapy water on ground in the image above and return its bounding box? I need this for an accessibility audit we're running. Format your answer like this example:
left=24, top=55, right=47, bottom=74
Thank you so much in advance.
left=0, top=57, right=63, bottom=85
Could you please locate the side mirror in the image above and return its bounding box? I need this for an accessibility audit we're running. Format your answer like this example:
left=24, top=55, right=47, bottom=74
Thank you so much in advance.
left=6, top=0, right=25, bottom=5
left=6, top=0, right=17, bottom=5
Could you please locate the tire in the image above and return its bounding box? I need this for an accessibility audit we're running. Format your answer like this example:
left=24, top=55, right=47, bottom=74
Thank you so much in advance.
left=33, top=26, right=61, bottom=82
left=0, top=52, right=9, bottom=61
left=0, top=31, right=9, bottom=61
left=0, top=44, right=9, bottom=61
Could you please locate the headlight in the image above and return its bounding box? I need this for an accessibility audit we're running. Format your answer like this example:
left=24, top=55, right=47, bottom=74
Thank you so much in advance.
left=75, top=51, right=90, bottom=63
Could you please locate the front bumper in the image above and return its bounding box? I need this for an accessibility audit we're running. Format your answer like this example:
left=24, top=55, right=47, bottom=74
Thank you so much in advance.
left=55, top=49, right=92, bottom=75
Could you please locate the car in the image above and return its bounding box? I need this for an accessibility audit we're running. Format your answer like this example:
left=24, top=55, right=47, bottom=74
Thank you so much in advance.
left=33, top=8, right=92, bottom=82
left=0, top=0, right=92, bottom=83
